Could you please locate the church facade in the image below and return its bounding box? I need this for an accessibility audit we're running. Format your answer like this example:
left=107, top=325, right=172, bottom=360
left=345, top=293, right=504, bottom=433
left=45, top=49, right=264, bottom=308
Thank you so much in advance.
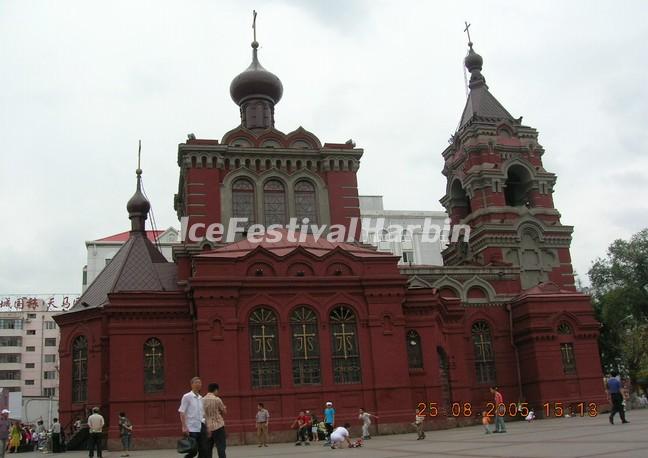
left=54, top=36, right=606, bottom=448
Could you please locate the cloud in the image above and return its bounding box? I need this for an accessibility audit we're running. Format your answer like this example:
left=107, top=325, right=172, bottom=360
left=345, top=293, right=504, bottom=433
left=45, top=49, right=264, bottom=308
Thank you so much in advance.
left=1, top=0, right=647, bottom=293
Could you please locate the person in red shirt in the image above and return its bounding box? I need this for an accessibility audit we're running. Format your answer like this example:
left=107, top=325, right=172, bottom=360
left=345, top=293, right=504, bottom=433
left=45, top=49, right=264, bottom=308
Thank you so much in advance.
left=490, top=387, right=507, bottom=433
left=291, top=411, right=311, bottom=446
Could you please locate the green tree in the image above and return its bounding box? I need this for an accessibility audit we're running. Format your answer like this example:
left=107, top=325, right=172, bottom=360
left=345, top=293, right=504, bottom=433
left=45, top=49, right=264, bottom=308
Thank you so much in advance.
left=588, top=229, right=648, bottom=384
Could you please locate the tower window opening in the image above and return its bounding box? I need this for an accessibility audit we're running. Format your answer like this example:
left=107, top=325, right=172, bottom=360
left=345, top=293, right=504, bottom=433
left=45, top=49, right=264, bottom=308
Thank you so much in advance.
left=504, top=165, right=533, bottom=207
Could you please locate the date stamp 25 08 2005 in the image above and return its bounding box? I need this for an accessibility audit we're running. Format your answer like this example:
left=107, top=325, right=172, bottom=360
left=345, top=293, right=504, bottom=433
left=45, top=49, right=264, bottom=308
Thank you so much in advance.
left=416, top=401, right=599, bottom=418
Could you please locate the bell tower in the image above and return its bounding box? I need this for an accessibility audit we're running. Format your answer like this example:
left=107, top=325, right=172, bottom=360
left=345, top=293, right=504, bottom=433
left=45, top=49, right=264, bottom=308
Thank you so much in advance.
left=440, top=40, right=576, bottom=291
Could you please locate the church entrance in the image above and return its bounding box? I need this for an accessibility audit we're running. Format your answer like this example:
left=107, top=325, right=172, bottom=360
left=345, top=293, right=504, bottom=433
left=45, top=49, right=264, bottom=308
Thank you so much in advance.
left=437, top=346, right=452, bottom=412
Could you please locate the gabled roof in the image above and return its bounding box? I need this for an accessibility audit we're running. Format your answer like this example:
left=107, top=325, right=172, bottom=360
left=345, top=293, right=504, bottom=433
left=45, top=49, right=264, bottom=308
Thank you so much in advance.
left=70, top=232, right=178, bottom=311
left=197, top=231, right=392, bottom=260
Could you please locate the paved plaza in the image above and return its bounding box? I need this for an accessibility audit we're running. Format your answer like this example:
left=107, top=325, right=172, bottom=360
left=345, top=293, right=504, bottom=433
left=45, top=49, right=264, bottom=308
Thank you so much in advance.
left=21, top=409, right=647, bottom=458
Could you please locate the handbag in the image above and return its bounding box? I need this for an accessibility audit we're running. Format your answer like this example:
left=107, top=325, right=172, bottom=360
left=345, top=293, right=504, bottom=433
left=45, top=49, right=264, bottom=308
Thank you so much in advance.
left=177, top=436, right=197, bottom=454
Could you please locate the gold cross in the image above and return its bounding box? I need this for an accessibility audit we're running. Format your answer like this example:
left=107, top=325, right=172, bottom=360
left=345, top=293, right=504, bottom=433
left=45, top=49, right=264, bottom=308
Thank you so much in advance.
left=294, top=324, right=316, bottom=359
left=333, top=323, right=354, bottom=359
left=145, top=345, right=162, bottom=374
left=474, top=333, right=490, bottom=360
left=253, top=324, right=275, bottom=361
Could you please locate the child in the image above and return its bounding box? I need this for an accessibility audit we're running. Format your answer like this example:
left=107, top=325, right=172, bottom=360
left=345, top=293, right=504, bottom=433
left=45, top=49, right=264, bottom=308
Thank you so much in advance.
left=525, top=410, right=536, bottom=422
left=482, top=411, right=491, bottom=434
left=413, top=408, right=425, bottom=440
left=310, top=413, right=319, bottom=442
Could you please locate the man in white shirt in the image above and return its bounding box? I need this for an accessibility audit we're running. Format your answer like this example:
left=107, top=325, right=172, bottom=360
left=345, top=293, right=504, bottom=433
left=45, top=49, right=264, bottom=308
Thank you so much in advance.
left=179, top=376, right=206, bottom=458
left=87, top=407, right=105, bottom=458
left=330, top=422, right=352, bottom=449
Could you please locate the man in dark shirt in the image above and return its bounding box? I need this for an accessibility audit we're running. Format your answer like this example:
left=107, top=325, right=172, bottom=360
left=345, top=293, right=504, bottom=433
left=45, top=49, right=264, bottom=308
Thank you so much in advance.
left=607, top=371, right=629, bottom=424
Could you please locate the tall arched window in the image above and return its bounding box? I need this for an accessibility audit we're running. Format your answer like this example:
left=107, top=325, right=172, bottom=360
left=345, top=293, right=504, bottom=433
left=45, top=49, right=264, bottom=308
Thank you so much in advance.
left=263, top=179, right=286, bottom=225
left=406, top=330, right=423, bottom=369
left=557, top=322, right=577, bottom=375
left=294, top=181, right=318, bottom=224
left=330, top=306, right=361, bottom=384
left=290, top=306, right=320, bottom=385
left=72, top=336, right=88, bottom=403
left=471, top=321, right=496, bottom=384
left=144, top=338, right=165, bottom=393
left=232, top=178, right=256, bottom=228
left=249, top=307, right=280, bottom=388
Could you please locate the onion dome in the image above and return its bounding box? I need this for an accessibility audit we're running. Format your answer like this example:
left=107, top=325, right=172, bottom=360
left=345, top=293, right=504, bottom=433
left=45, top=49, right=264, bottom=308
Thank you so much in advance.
left=465, top=42, right=486, bottom=88
left=230, top=41, right=283, bottom=106
left=127, top=168, right=150, bottom=233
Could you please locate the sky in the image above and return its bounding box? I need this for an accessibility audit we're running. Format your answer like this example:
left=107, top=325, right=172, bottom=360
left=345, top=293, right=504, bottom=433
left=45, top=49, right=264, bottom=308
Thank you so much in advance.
left=1, top=0, right=647, bottom=294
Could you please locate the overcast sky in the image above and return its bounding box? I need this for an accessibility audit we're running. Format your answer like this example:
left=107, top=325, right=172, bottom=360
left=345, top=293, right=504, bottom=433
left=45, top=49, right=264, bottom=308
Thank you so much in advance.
left=1, top=0, right=647, bottom=294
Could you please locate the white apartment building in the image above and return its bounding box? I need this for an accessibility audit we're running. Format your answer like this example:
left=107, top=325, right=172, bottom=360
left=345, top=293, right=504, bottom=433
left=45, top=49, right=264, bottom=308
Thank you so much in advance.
left=359, top=195, right=447, bottom=266
left=82, top=227, right=179, bottom=291
left=0, top=300, right=60, bottom=398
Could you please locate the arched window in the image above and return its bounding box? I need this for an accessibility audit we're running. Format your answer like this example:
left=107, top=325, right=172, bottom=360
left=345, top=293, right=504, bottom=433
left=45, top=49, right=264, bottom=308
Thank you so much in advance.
left=504, top=165, right=533, bottom=207
left=232, top=178, right=256, bottom=228
left=72, top=336, right=88, bottom=403
left=294, top=181, right=318, bottom=225
left=290, top=306, right=320, bottom=385
left=406, top=330, right=423, bottom=369
left=471, top=321, right=496, bottom=384
left=144, top=338, right=165, bottom=393
left=330, top=306, right=361, bottom=384
left=263, top=180, right=287, bottom=225
left=558, top=322, right=577, bottom=374
left=249, top=307, right=280, bottom=388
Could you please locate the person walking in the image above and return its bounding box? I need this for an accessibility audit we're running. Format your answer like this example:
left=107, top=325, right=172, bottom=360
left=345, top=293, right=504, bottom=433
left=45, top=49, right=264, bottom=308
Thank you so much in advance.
left=87, top=407, right=105, bottom=458
left=179, top=377, right=207, bottom=458
left=0, top=410, right=10, bottom=458
left=255, top=403, right=269, bottom=447
left=51, top=418, right=62, bottom=453
left=35, top=421, right=46, bottom=451
left=607, top=370, right=630, bottom=424
left=203, top=383, right=227, bottom=458
left=118, top=412, right=133, bottom=457
left=490, top=387, right=507, bottom=433
left=323, top=402, right=335, bottom=444
left=358, top=408, right=378, bottom=440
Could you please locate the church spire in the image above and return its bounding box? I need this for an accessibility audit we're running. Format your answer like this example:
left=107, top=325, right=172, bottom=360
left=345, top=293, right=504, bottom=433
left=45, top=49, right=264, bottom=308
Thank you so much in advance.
left=126, top=141, right=151, bottom=233
left=229, top=10, right=284, bottom=130
left=457, top=27, right=515, bottom=130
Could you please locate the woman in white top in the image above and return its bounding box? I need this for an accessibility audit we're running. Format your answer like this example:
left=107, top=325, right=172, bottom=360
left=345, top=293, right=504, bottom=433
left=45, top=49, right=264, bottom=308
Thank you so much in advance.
left=330, top=422, right=352, bottom=449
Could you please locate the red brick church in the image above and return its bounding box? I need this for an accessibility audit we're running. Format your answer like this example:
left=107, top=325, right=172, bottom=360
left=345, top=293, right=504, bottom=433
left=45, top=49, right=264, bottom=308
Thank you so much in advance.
left=55, top=34, right=606, bottom=448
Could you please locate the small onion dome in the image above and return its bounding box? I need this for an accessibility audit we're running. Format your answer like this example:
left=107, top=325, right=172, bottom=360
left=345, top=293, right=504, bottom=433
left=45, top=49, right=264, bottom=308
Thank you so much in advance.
left=230, top=41, right=283, bottom=106
left=464, top=42, right=483, bottom=73
left=127, top=169, right=151, bottom=218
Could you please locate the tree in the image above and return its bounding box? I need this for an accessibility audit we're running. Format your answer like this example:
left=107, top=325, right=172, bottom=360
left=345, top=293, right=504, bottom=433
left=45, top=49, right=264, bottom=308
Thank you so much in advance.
left=588, top=229, right=648, bottom=385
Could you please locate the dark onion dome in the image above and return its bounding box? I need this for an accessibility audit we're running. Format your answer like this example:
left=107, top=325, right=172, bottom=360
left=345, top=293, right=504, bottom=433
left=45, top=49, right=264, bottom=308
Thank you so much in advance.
left=126, top=168, right=151, bottom=224
left=464, top=42, right=483, bottom=73
left=230, top=41, right=283, bottom=106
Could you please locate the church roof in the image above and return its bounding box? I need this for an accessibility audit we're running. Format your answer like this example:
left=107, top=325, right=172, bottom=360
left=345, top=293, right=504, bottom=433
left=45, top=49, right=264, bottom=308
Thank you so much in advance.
left=458, top=84, right=515, bottom=129
left=198, top=231, right=393, bottom=260
left=94, top=230, right=165, bottom=243
left=71, top=233, right=178, bottom=310
left=458, top=42, right=516, bottom=130
left=67, top=167, right=178, bottom=312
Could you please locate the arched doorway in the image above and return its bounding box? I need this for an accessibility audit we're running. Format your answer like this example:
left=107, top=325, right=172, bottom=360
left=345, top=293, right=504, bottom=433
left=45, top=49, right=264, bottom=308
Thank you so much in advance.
left=437, top=346, right=452, bottom=412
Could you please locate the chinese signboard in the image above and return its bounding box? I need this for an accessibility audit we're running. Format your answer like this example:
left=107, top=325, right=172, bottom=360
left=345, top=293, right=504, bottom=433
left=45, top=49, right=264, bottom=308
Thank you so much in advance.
left=0, top=294, right=80, bottom=312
